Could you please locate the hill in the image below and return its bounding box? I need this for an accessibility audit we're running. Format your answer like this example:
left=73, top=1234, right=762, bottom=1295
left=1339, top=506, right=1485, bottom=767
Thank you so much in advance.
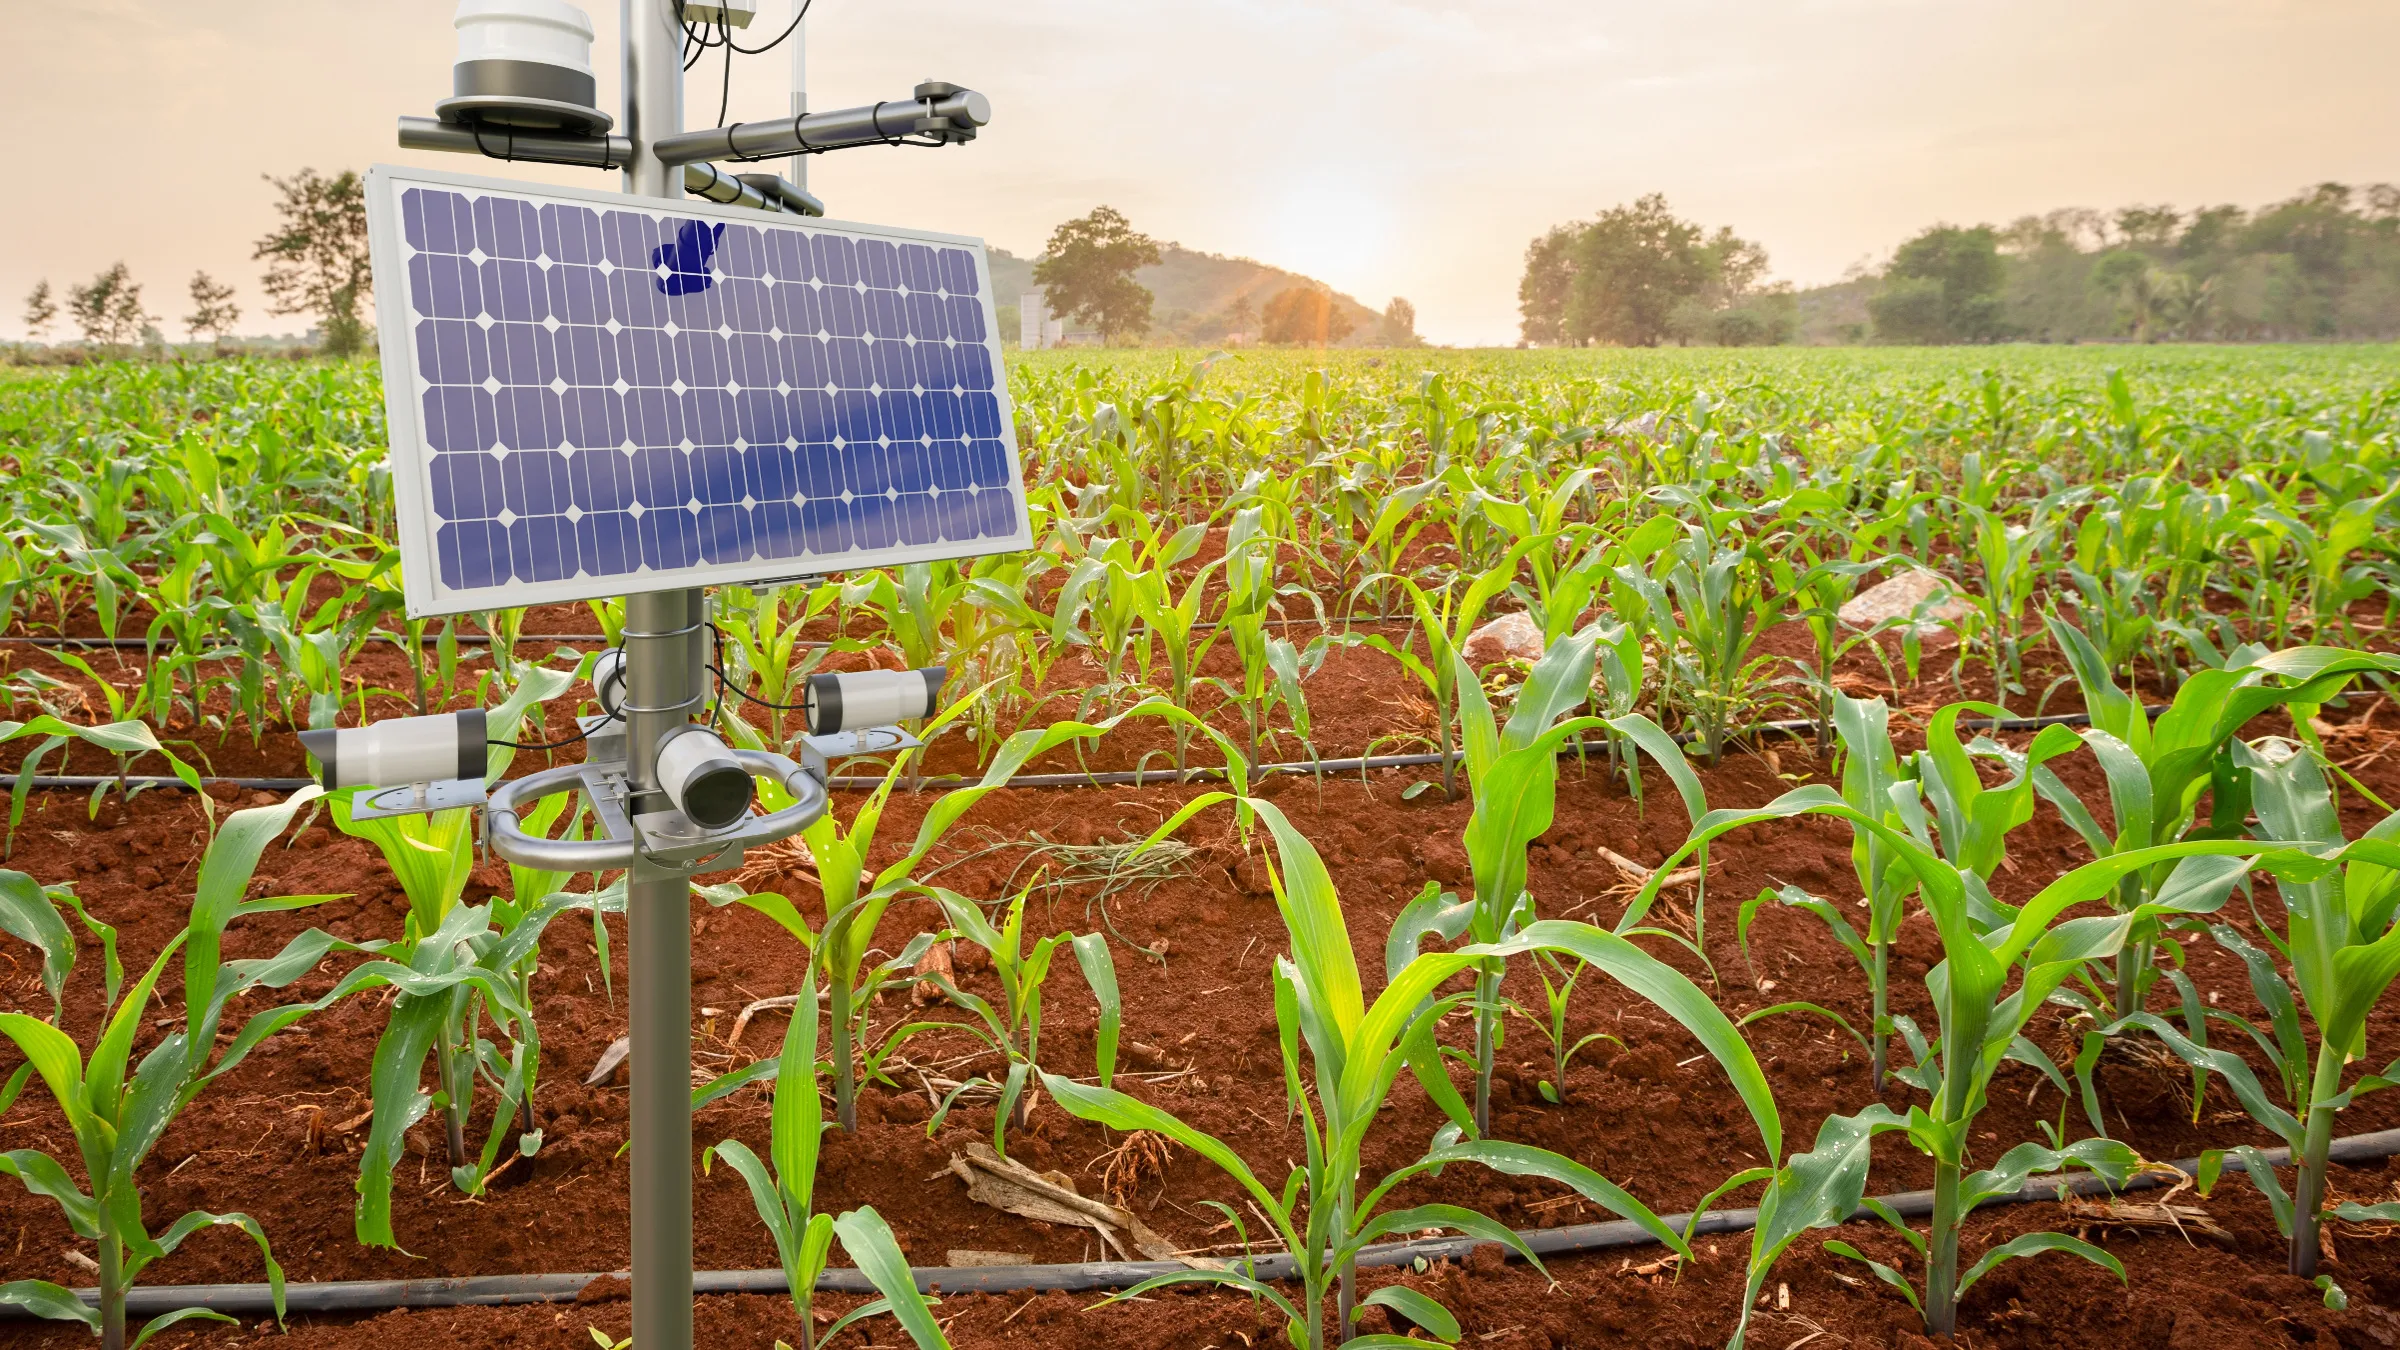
left=990, top=243, right=1388, bottom=347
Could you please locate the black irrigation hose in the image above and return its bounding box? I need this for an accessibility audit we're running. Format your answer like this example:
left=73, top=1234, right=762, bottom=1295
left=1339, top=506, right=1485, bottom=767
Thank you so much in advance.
left=0, top=634, right=615, bottom=649
left=0, top=614, right=1415, bottom=654
left=16, top=1127, right=2398, bottom=1319
left=9, top=707, right=2169, bottom=798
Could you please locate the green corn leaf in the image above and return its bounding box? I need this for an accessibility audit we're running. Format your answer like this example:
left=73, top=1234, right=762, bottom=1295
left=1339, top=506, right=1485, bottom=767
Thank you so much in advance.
left=0, top=1280, right=100, bottom=1331
left=1355, top=1285, right=1459, bottom=1342
left=831, top=1206, right=949, bottom=1349
left=1954, top=1230, right=2125, bottom=1298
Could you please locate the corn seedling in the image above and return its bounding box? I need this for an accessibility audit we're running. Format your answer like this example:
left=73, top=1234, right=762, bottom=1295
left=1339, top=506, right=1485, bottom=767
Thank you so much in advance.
left=1046, top=795, right=1781, bottom=1350
left=703, top=960, right=952, bottom=1350
left=0, top=793, right=351, bottom=1350
left=901, top=883, right=1120, bottom=1155
left=2119, top=736, right=2400, bottom=1278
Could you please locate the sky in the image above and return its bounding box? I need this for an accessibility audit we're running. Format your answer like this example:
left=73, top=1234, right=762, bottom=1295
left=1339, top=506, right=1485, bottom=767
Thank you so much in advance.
left=4, top=0, right=2396, bottom=347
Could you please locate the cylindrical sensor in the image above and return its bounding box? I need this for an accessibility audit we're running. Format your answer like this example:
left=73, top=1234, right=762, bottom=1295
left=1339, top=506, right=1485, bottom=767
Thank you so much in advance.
left=655, top=726, right=754, bottom=831
left=298, top=711, right=487, bottom=790
left=802, top=666, right=946, bottom=736
left=591, top=647, right=628, bottom=718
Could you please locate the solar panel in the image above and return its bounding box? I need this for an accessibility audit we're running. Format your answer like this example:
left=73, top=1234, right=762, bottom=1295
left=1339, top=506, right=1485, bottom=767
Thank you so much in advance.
left=364, top=164, right=1032, bottom=617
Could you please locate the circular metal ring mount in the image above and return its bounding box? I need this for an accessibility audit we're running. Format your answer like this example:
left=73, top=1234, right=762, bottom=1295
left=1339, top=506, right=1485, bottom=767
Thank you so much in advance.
left=436, top=93, right=615, bottom=135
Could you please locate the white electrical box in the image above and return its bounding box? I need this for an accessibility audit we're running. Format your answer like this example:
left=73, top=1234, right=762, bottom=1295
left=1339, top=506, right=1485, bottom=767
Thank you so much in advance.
left=682, top=2, right=757, bottom=26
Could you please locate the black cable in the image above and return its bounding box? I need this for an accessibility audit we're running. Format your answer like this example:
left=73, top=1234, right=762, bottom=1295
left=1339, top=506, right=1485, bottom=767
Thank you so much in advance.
left=717, top=19, right=736, bottom=127
left=488, top=726, right=592, bottom=752
left=709, top=664, right=808, bottom=711
left=724, top=0, right=810, bottom=55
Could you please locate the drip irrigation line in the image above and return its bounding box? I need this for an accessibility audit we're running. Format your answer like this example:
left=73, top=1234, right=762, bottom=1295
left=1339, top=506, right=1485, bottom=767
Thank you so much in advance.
left=0, top=634, right=614, bottom=648
left=7, top=707, right=2167, bottom=798
left=0, top=614, right=1413, bottom=654
left=15, top=1127, right=2396, bottom=1319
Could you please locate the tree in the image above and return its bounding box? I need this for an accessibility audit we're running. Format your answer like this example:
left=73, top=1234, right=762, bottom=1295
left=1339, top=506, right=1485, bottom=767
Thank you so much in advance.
left=1868, top=224, right=2008, bottom=342
left=253, top=168, right=372, bottom=356
left=66, top=263, right=154, bottom=351
left=1380, top=296, right=1420, bottom=346
left=1563, top=194, right=1707, bottom=346
left=184, top=271, right=241, bottom=346
left=1224, top=292, right=1256, bottom=344
left=1030, top=206, right=1161, bottom=345
left=1516, top=224, right=1581, bottom=344
left=22, top=280, right=56, bottom=341
left=1261, top=286, right=1351, bottom=346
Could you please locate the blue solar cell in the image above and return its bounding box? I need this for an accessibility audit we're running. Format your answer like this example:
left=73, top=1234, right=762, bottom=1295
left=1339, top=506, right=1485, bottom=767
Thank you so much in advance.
left=771, top=282, right=820, bottom=340
left=871, top=340, right=914, bottom=393
left=494, top=387, right=564, bottom=451
left=820, top=286, right=865, bottom=339
left=424, top=386, right=498, bottom=453
left=827, top=337, right=873, bottom=391
left=778, top=335, right=826, bottom=390
left=723, top=277, right=773, bottom=334
left=547, top=264, right=610, bottom=325
left=728, top=333, right=778, bottom=389
left=488, top=322, right=557, bottom=387
left=482, top=258, right=549, bottom=322
left=383, top=174, right=1024, bottom=610
left=812, top=233, right=857, bottom=286
left=947, top=295, right=988, bottom=346
left=561, top=388, right=626, bottom=450
left=764, top=230, right=812, bottom=283
left=718, top=223, right=769, bottom=279
left=900, top=243, right=941, bottom=295
left=540, top=202, right=605, bottom=264
left=473, top=196, right=542, bottom=260
left=906, top=291, right=948, bottom=343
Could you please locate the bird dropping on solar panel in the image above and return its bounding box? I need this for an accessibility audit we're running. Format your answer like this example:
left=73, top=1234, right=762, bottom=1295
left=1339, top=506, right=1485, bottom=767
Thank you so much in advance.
left=364, top=164, right=1033, bottom=617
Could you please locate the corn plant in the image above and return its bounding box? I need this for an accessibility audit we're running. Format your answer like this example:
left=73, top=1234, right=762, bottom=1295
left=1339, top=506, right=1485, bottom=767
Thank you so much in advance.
left=703, top=960, right=951, bottom=1350
left=1750, top=697, right=2087, bottom=1089
left=903, top=883, right=1120, bottom=1155
left=1354, top=542, right=1535, bottom=801
left=1659, top=531, right=1785, bottom=764
left=1447, top=631, right=1607, bottom=1134
left=1691, top=788, right=2272, bottom=1344
left=334, top=665, right=578, bottom=1240
left=2119, top=736, right=2400, bottom=1278
left=736, top=695, right=1239, bottom=1133
left=2034, top=625, right=2399, bottom=1018
left=1046, top=796, right=1780, bottom=1350
left=1504, top=949, right=1623, bottom=1105
left=1, top=718, right=206, bottom=856
left=0, top=793, right=348, bottom=1350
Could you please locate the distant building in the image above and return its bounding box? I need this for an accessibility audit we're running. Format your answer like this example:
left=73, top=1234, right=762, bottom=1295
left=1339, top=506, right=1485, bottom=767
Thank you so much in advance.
left=1017, top=290, right=1096, bottom=348
left=1020, top=292, right=1046, bottom=350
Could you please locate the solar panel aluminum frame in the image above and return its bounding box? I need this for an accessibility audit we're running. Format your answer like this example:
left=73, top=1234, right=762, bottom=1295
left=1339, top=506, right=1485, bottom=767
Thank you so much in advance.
left=365, top=162, right=1033, bottom=618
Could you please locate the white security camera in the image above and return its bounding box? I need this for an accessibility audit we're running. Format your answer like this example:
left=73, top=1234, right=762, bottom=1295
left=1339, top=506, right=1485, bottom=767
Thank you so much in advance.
left=803, top=666, right=946, bottom=736
left=654, top=726, right=753, bottom=831
left=299, top=711, right=488, bottom=789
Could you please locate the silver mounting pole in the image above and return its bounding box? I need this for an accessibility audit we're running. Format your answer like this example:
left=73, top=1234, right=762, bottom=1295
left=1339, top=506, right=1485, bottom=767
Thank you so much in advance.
left=622, top=3, right=701, bottom=1349
left=788, top=0, right=808, bottom=197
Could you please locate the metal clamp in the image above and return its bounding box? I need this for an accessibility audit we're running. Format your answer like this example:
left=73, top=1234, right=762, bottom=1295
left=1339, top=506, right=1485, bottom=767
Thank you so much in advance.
left=485, top=748, right=827, bottom=874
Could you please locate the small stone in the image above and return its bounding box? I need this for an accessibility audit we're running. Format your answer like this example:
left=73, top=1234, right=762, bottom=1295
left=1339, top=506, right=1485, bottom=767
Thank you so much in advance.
left=1461, top=611, right=1545, bottom=666
left=1838, top=570, right=1976, bottom=632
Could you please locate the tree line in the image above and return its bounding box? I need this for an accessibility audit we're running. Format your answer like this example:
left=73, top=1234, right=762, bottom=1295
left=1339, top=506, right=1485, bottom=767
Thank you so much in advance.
left=1030, top=206, right=1420, bottom=348
left=18, top=168, right=371, bottom=359
left=1520, top=182, right=2400, bottom=346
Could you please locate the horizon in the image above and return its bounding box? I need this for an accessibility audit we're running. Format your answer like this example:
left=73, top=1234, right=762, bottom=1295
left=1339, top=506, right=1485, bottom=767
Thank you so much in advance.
left=4, top=1, right=2396, bottom=348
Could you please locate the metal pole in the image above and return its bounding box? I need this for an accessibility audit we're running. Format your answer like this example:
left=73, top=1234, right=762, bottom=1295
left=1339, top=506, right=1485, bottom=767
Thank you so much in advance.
left=787, top=0, right=807, bottom=196
left=621, top=5, right=698, bottom=1350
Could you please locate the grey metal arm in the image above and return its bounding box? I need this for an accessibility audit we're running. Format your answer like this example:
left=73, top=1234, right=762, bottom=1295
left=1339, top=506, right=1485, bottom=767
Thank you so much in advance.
left=484, top=749, right=827, bottom=873
left=649, top=83, right=988, bottom=167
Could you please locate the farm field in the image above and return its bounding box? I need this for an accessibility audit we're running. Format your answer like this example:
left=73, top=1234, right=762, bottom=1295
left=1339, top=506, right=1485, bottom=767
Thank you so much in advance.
left=1, top=342, right=2399, bottom=1350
